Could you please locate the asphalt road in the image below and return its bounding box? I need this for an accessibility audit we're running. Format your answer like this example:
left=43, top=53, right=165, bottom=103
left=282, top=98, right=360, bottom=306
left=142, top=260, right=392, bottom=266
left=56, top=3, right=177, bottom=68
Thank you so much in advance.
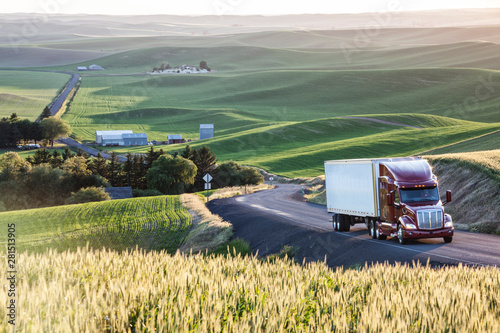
left=207, top=184, right=500, bottom=268
left=49, top=73, right=80, bottom=116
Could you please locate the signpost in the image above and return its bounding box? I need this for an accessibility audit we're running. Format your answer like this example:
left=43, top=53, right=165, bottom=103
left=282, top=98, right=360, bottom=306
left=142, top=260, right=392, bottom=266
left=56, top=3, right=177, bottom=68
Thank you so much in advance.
left=269, top=176, right=274, bottom=186
left=203, top=173, right=212, bottom=202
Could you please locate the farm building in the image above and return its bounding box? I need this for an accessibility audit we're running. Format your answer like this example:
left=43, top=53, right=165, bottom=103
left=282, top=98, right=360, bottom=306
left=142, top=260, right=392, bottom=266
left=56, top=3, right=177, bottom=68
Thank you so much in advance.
left=89, top=64, right=104, bottom=70
left=77, top=66, right=87, bottom=71
left=168, top=134, right=185, bottom=144
left=95, top=130, right=147, bottom=146
left=200, top=124, right=214, bottom=140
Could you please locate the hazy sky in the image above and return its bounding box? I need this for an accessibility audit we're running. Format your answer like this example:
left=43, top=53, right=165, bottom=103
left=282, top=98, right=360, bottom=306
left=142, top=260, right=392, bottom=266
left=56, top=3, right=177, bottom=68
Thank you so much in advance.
left=2, top=0, right=499, bottom=16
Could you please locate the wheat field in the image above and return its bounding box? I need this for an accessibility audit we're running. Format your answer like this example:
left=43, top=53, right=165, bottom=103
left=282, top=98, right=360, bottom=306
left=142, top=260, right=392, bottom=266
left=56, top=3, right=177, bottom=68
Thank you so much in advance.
left=1, top=248, right=499, bottom=332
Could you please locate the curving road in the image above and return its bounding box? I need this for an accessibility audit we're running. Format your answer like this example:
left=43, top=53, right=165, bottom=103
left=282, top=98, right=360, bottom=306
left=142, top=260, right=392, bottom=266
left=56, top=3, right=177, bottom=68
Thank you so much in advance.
left=207, top=184, right=500, bottom=268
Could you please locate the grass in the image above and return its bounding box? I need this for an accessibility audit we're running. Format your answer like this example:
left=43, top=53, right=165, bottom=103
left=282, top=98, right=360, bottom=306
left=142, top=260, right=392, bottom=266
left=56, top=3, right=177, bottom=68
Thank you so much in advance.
left=0, top=71, right=70, bottom=120
left=425, top=150, right=500, bottom=233
left=421, top=130, right=500, bottom=155
left=0, top=195, right=192, bottom=253
left=427, top=150, right=500, bottom=186
left=1, top=248, right=499, bottom=332
left=178, top=193, right=233, bottom=254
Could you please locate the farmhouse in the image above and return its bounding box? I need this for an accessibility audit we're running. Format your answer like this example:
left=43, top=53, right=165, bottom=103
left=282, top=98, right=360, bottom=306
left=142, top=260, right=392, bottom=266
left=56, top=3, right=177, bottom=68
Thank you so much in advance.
left=89, top=64, right=104, bottom=70
left=199, top=124, right=214, bottom=140
left=168, top=134, right=185, bottom=144
left=77, top=66, right=87, bottom=71
left=95, top=130, right=147, bottom=146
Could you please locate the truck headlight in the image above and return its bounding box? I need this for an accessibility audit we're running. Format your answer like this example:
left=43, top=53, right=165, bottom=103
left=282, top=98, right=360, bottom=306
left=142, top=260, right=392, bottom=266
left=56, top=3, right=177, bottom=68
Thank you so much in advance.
left=405, top=223, right=417, bottom=230
left=445, top=221, right=453, bottom=228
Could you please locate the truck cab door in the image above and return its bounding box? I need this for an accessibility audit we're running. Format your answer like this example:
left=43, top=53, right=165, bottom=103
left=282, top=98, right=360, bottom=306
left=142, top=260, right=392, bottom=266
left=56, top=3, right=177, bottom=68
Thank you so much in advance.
left=392, top=188, right=401, bottom=221
left=385, top=185, right=399, bottom=223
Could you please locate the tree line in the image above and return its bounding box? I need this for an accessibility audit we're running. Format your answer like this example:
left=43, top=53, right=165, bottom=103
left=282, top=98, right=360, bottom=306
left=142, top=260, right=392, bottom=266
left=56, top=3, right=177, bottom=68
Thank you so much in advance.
left=0, top=113, right=71, bottom=148
left=0, top=144, right=263, bottom=211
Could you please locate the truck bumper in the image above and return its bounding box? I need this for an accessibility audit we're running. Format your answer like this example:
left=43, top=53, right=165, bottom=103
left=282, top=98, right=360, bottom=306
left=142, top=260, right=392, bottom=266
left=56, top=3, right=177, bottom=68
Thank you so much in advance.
left=403, top=228, right=454, bottom=239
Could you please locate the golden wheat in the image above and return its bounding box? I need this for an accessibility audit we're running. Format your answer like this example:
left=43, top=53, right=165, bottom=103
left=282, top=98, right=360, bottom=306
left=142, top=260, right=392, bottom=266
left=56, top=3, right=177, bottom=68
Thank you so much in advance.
left=1, top=248, right=499, bottom=332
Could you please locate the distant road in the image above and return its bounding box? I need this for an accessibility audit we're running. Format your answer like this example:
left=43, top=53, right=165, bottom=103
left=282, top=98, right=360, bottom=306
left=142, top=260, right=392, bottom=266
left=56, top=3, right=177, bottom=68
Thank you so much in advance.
left=208, top=185, right=500, bottom=268
left=48, top=73, right=80, bottom=116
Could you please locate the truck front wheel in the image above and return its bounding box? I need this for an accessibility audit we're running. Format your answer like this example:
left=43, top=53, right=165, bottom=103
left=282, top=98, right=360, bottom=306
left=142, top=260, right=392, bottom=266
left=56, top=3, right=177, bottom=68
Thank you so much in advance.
left=443, top=236, right=453, bottom=243
left=397, top=224, right=407, bottom=244
left=333, top=215, right=339, bottom=231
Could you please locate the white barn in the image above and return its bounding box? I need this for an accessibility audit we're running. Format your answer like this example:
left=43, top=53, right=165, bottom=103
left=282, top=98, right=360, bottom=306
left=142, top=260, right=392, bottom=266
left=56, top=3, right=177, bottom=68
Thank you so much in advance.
left=95, top=130, right=147, bottom=146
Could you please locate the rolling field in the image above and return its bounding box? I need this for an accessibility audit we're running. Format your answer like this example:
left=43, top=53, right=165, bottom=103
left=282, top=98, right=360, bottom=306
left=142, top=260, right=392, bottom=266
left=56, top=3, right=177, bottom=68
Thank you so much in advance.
left=0, top=71, right=70, bottom=120
left=1, top=249, right=499, bottom=332
left=64, top=66, right=500, bottom=177
left=3, top=17, right=500, bottom=178
left=0, top=195, right=192, bottom=253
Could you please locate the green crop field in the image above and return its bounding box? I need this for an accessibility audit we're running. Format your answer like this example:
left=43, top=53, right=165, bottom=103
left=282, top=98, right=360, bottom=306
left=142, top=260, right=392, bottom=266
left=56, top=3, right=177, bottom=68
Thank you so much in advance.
left=0, top=71, right=70, bottom=120
left=0, top=195, right=192, bottom=253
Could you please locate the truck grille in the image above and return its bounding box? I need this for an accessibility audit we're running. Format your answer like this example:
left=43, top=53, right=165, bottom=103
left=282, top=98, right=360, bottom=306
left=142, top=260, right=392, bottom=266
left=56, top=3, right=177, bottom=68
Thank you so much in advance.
left=417, top=210, right=443, bottom=230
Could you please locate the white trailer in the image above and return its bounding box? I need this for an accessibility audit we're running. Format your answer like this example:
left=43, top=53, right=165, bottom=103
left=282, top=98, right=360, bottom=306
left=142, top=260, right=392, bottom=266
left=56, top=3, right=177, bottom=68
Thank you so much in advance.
left=324, top=157, right=421, bottom=232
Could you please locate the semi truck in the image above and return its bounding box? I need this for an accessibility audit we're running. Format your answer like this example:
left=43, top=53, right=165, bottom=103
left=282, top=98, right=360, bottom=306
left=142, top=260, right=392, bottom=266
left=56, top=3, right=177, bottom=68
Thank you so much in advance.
left=324, top=157, right=454, bottom=244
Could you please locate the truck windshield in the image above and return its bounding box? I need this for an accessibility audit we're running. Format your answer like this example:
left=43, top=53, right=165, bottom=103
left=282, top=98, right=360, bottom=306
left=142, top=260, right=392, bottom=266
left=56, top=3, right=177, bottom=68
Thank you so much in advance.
left=400, top=187, right=439, bottom=203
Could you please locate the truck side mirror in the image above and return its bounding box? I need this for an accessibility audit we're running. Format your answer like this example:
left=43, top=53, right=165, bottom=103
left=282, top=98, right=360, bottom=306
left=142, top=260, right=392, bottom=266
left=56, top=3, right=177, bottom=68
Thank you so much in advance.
left=446, top=190, right=452, bottom=203
left=386, top=193, right=393, bottom=206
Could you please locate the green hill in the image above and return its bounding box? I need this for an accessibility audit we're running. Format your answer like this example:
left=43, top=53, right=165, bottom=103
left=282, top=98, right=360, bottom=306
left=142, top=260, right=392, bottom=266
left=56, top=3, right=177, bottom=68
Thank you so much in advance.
left=63, top=66, right=500, bottom=177
left=0, top=195, right=192, bottom=253
left=0, top=71, right=70, bottom=120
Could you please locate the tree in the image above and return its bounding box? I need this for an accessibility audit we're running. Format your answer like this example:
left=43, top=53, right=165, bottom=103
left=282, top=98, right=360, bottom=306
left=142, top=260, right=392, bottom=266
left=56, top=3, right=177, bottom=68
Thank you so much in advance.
left=0, top=152, right=31, bottom=182
left=40, top=106, right=52, bottom=119
left=144, top=146, right=164, bottom=170
left=212, top=161, right=264, bottom=188
left=146, top=155, right=197, bottom=194
left=15, top=119, right=33, bottom=144
left=191, top=145, right=217, bottom=190
left=62, top=147, right=74, bottom=160
left=65, top=187, right=110, bottom=205
left=88, top=153, right=109, bottom=180
left=27, top=149, right=52, bottom=165
left=181, top=144, right=193, bottom=160
left=200, top=60, right=208, bottom=70
left=9, top=113, right=19, bottom=121
left=31, top=122, right=43, bottom=144
left=49, top=150, right=63, bottom=168
left=107, top=152, right=123, bottom=187
left=40, top=117, right=71, bottom=147
left=62, top=156, right=91, bottom=177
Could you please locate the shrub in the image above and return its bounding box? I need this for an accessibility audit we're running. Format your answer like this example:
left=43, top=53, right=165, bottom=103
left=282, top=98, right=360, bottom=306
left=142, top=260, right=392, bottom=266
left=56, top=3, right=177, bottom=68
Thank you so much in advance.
left=65, top=187, right=110, bottom=205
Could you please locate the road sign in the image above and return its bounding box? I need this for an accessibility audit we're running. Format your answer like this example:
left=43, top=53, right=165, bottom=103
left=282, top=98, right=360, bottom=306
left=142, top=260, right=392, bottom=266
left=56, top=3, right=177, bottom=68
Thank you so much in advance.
left=205, top=183, right=211, bottom=190
left=203, top=173, right=213, bottom=183
left=269, top=177, right=274, bottom=181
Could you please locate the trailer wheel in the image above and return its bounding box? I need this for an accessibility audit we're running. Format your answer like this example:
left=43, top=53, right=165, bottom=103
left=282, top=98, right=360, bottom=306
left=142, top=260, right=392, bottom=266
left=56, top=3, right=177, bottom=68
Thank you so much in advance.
left=369, top=220, right=376, bottom=239
left=397, top=224, right=407, bottom=244
left=341, top=215, right=350, bottom=232
left=376, top=222, right=387, bottom=240
left=443, top=236, right=453, bottom=243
